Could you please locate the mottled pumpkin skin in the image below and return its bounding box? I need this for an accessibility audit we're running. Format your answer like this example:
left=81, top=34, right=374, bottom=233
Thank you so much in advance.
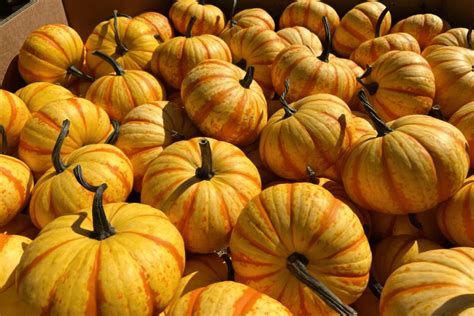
left=422, top=27, right=474, bottom=56
left=29, top=144, right=134, bottom=229
left=15, top=82, right=74, bottom=113
left=18, top=97, right=112, bottom=177
left=181, top=59, right=267, bottom=146
left=230, top=183, right=371, bottom=315
left=167, top=281, right=292, bottom=316
left=259, top=94, right=354, bottom=180
left=116, top=101, right=199, bottom=192
left=380, top=248, right=474, bottom=316
left=17, top=203, right=186, bottom=315
left=333, top=2, right=391, bottom=58
left=0, top=155, right=34, bottom=227
left=169, top=0, right=225, bottom=36
left=342, top=115, right=470, bottom=215
left=0, top=90, right=31, bottom=154
left=0, top=214, right=39, bottom=240
left=141, top=137, right=261, bottom=254
left=277, top=26, right=322, bottom=52
left=134, top=12, right=174, bottom=42
left=18, top=24, right=85, bottom=86
left=450, top=101, right=474, bottom=168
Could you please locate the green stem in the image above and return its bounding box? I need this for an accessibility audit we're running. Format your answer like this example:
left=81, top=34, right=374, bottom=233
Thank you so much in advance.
left=280, top=79, right=297, bottom=119
left=186, top=16, right=197, bottom=38
left=375, top=7, right=390, bottom=38
left=287, top=253, right=357, bottom=316
left=73, top=165, right=116, bottom=240
left=357, top=90, right=392, bottom=137
left=239, top=66, right=255, bottom=88
left=67, top=65, right=95, bottom=82
left=318, top=16, right=331, bottom=63
left=92, top=51, right=125, bottom=76
left=52, top=120, right=70, bottom=174
left=113, top=10, right=129, bottom=56
left=357, top=66, right=379, bottom=95
left=0, top=125, right=6, bottom=155
left=195, top=138, right=215, bottom=180
left=105, top=120, right=120, bottom=145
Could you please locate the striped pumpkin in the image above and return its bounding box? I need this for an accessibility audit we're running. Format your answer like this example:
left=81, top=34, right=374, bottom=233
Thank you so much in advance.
left=182, top=59, right=267, bottom=145
left=422, top=27, right=473, bottom=56
left=449, top=101, right=474, bottom=168
left=0, top=90, right=31, bottom=154
left=18, top=24, right=87, bottom=86
left=277, top=26, right=322, bottom=52
left=15, top=82, right=74, bottom=113
left=241, top=140, right=279, bottom=187
left=380, top=247, right=474, bottom=315
left=333, top=2, right=391, bottom=58
left=229, top=182, right=371, bottom=315
left=151, top=17, right=232, bottom=90
left=141, top=137, right=261, bottom=254
left=134, top=11, right=174, bottom=42
left=115, top=100, right=199, bottom=192
left=167, top=281, right=292, bottom=315
left=169, top=0, right=226, bottom=36
left=0, top=214, right=39, bottom=240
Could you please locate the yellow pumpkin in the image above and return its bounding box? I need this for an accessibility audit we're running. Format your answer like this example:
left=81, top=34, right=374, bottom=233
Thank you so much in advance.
left=0, top=89, right=31, bottom=154
left=449, top=101, right=474, bottom=168
left=277, top=26, right=322, bottom=52
left=241, top=140, right=280, bottom=187
left=422, top=27, right=473, bottom=56
left=134, top=11, right=174, bottom=42
left=0, top=214, right=39, bottom=240
left=169, top=0, right=226, bottom=36
left=15, top=82, right=74, bottom=113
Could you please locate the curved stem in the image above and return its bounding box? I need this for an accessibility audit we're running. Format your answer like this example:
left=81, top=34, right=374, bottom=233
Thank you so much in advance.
left=217, top=248, right=235, bottom=281
left=92, top=51, right=125, bottom=76
left=318, top=16, right=331, bottom=63
left=185, top=16, right=197, bottom=38
left=52, top=119, right=70, bottom=174
left=105, top=120, right=120, bottom=145
left=357, top=66, right=379, bottom=95
left=67, top=65, right=95, bottom=82
left=280, top=79, right=297, bottom=119
left=468, top=29, right=473, bottom=49
left=306, top=166, right=320, bottom=185
left=357, top=90, right=392, bottom=137
left=287, top=253, right=357, bottom=316
left=428, top=105, right=446, bottom=121
left=375, top=7, right=390, bottom=38
left=73, top=165, right=116, bottom=240
left=239, top=66, right=255, bottom=88
left=105, top=12, right=132, bottom=20
left=0, top=125, right=6, bottom=155
left=235, top=58, right=247, bottom=70
left=195, top=138, right=215, bottom=180
left=113, top=10, right=129, bottom=55
left=230, top=0, right=238, bottom=27
left=368, top=275, right=382, bottom=300
left=154, top=34, right=164, bottom=43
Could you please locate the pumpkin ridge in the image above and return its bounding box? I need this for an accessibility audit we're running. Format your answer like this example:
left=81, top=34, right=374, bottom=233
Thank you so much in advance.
left=84, top=244, right=101, bottom=315
left=233, top=223, right=281, bottom=257
left=4, top=92, right=18, bottom=131
left=298, top=58, right=325, bottom=98
left=17, top=60, right=62, bottom=80
left=191, top=86, right=237, bottom=127
left=322, top=232, right=367, bottom=260
left=0, top=166, right=26, bottom=210
left=33, top=30, right=70, bottom=62
left=231, top=287, right=262, bottom=315
left=230, top=252, right=273, bottom=267
left=463, top=185, right=474, bottom=242
left=235, top=264, right=281, bottom=283
left=305, top=197, right=340, bottom=252
left=182, top=286, right=207, bottom=315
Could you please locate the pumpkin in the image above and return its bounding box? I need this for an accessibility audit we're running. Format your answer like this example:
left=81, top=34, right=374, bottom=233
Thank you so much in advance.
left=424, top=46, right=474, bottom=117
left=449, top=101, right=474, bottom=168
left=380, top=247, right=474, bottom=315
left=372, top=234, right=442, bottom=285
left=150, top=16, right=232, bottom=90
left=229, top=26, right=285, bottom=98
left=85, top=11, right=158, bottom=77
left=436, top=175, right=474, bottom=247
left=422, top=27, right=473, bottom=56
left=333, top=2, right=391, bottom=58
left=272, top=17, right=357, bottom=103
left=0, top=89, right=31, bottom=154
left=279, top=0, right=340, bottom=41
left=229, top=182, right=370, bottom=315
left=182, top=60, right=267, bottom=145
left=169, top=0, right=226, bottom=36
left=277, top=26, right=322, bottom=52
left=0, top=214, right=39, bottom=240
left=85, top=51, right=165, bottom=122
left=390, top=13, right=450, bottom=50
left=342, top=91, right=470, bottom=215
left=17, top=165, right=186, bottom=314
left=15, top=82, right=74, bottom=113
left=29, top=120, right=133, bottom=229
left=68, top=79, right=93, bottom=98
left=241, top=140, right=279, bottom=187
left=141, top=137, right=261, bottom=253
left=356, top=50, right=435, bottom=121
left=134, top=11, right=174, bottom=42
left=115, top=100, right=199, bottom=192
left=18, top=97, right=113, bottom=177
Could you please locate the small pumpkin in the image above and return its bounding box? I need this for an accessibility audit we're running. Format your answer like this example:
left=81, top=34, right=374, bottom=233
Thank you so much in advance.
left=277, top=26, right=322, bottom=52
left=241, top=140, right=279, bottom=187
left=169, top=0, right=226, bottom=36
left=0, top=89, right=31, bottom=154
left=134, top=11, right=174, bottom=42
left=449, top=101, right=474, bottom=168
left=422, top=27, right=473, bottom=56
left=15, top=82, right=74, bottom=113
left=0, top=214, right=39, bottom=240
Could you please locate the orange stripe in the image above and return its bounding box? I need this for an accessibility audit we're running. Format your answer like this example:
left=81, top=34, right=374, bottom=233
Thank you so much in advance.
left=306, top=198, right=340, bottom=249
left=231, top=287, right=262, bottom=315
left=84, top=244, right=100, bottom=315
left=0, top=234, right=10, bottom=253
left=463, top=185, right=474, bottom=242
left=183, top=287, right=206, bottom=316
left=0, top=166, right=27, bottom=210
left=4, top=92, right=19, bottom=131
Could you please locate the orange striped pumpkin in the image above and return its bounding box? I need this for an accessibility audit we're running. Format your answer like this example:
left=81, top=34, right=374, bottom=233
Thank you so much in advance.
left=85, top=51, right=165, bottom=122
left=229, top=182, right=371, bottom=315
left=422, top=27, right=473, bottom=56
left=115, top=100, right=199, bottom=192
left=15, top=82, right=74, bottom=113
left=333, top=2, right=391, bottom=58
left=241, top=140, right=279, bottom=187
left=449, top=101, right=474, bottom=168
left=151, top=17, right=232, bottom=90
left=0, top=90, right=31, bottom=154
left=380, top=247, right=474, bottom=315
left=0, top=214, right=39, bottom=240
left=169, top=0, right=226, bottom=36
left=182, top=60, right=267, bottom=145
left=134, top=11, right=174, bottom=42
left=141, top=137, right=261, bottom=254
left=17, top=169, right=186, bottom=315
left=277, top=26, right=322, bottom=52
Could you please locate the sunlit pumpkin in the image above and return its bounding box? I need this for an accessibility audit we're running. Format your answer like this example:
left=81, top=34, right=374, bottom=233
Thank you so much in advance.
left=422, top=27, right=473, bottom=56
left=0, top=89, right=31, bottom=154
left=449, top=101, right=474, bottom=168
left=169, top=0, right=226, bottom=36
left=134, top=11, right=174, bottom=42
left=15, top=82, right=74, bottom=113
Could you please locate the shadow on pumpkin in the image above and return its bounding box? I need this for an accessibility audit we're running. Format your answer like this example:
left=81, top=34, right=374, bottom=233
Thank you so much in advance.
left=432, top=294, right=474, bottom=316
left=70, top=211, right=93, bottom=237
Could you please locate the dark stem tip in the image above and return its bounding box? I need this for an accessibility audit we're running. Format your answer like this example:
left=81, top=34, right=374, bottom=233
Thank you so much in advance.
left=52, top=119, right=70, bottom=174
left=186, top=16, right=198, bottom=38
left=105, top=120, right=120, bottom=145
left=375, top=7, right=390, bottom=38
left=317, top=16, right=331, bottom=63
left=195, top=138, right=215, bottom=180
left=92, top=50, right=125, bottom=76
left=306, top=166, right=319, bottom=185
left=357, top=89, right=392, bottom=137
left=112, top=9, right=129, bottom=55
left=280, top=79, right=297, bottom=119
left=239, top=66, right=255, bottom=88
left=0, top=125, right=6, bottom=155
left=357, top=65, right=379, bottom=95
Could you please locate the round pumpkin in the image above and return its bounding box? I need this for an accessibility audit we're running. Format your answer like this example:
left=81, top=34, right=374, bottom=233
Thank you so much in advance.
left=449, top=101, right=474, bottom=168
left=15, top=82, right=74, bottom=113
left=141, top=137, right=261, bottom=254
left=182, top=59, right=267, bottom=145
left=133, top=11, right=174, bottom=42
left=422, top=27, right=473, bottom=56
left=0, top=214, right=39, bottom=240
left=169, top=0, right=226, bottom=36
left=277, top=26, right=322, bottom=52
left=0, top=89, right=31, bottom=154
left=241, top=140, right=279, bottom=187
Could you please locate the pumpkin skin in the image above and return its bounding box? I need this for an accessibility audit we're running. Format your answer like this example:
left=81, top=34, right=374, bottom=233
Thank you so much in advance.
left=134, top=11, right=174, bottom=42
left=15, top=82, right=74, bottom=113
left=0, top=90, right=31, bottom=154
left=229, top=183, right=371, bottom=315
left=277, top=26, right=322, bottom=52
left=18, top=24, right=85, bottom=86
left=141, top=137, right=261, bottom=254
left=181, top=59, right=267, bottom=146
left=422, top=27, right=474, bottom=56
left=380, top=247, right=474, bottom=316
left=17, top=201, right=186, bottom=315
left=18, top=97, right=112, bottom=177
left=115, top=100, right=199, bottom=192
left=241, top=140, right=279, bottom=187
left=333, top=2, right=391, bottom=58
left=357, top=50, right=435, bottom=121
left=424, top=46, right=474, bottom=117
left=0, top=214, right=39, bottom=239
left=449, top=101, right=474, bottom=168
left=390, top=13, right=450, bottom=50
left=169, top=0, right=226, bottom=36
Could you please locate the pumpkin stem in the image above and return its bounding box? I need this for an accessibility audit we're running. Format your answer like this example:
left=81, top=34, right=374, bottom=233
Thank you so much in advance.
left=428, top=105, right=446, bottom=121
left=105, top=120, right=120, bottom=145
left=235, top=58, right=247, bottom=70
left=306, top=166, right=320, bottom=185
left=239, top=66, right=255, bottom=88
left=67, top=65, right=95, bottom=82
left=217, top=248, right=235, bottom=281
left=374, top=7, right=390, bottom=38
left=73, top=164, right=116, bottom=240
left=154, top=34, right=164, bottom=43
left=357, top=66, right=379, bottom=95
left=170, top=130, right=185, bottom=141
left=287, top=253, right=357, bottom=316
left=185, top=16, right=197, bottom=38
left=368, top=275, right=383, bottom=300
left=52, top=120, right=70, bottom=174
left=230, top=0, right=238, bottom=27
left=92, top=51, right=125, bottom=76
left=408, top=213, right=423, bottom=230
left=357, top=90, right=392, bottom=137
left=113, top=10, right=129, bottom=55
left=468, top=29, right=473, bottom=49
left=0, top=125, right=7, bottom=155
left=280, top=79, right=297, bottom=119
left=105, top=12, right=132, bottom=20
left=195, top=138, right=215, bottom=180
left=318, top=16, right=331, bottom=63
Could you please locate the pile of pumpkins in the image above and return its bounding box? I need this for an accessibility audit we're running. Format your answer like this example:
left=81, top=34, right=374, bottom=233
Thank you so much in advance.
left=1, top=0, right=473, bottom=315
